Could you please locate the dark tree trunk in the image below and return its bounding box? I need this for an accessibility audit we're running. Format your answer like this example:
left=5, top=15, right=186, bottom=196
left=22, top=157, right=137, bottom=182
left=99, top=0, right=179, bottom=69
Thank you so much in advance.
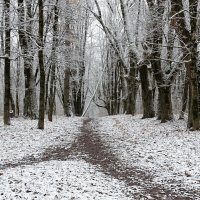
left=179, top=71, right=189, bottom=119
left=48, top=0, right=58, bottom=121
left=74, top=12, right=88, bottom=116
left=75, top=90, right=82, bottom=115
left=187, top=44, right=200, bottom=129
left=16, top=90, right=19, bottom=117
left=48, top=62, right=56, bottom=121
left=23, top=65, right=31, bottom=116
left=140, top=64, right=155, bottom=118
left=10, top=92, right=15, bottom=117
left=152, top=62, right=173, bottom=122
left=63, top=68, right=71, bottom=116
left=73, top=64, right=85, bottom=116
left=158, top=86, right=173, bottom=123
left=171, top=0, right=200, bottom=129
left=48, top=79, right=56, bottom=121
left=187, top=0, right=200, bottom=130
left=114, top=63, right=120, bottom=114
left=45, top=65, right=51, bottom=113
left=75, top=61, right=85, bottom=116
left=110, top=62, right=115, bottom=115
left=4, top=56, right=11, bottom=125
left=15, top=56, right=20, bottom=117
left=38, top=0, right=45, bottom=129
left=146, top=0, right=173, bottom=122
left=18, top=0, right=38, bottom=119
left=73, top=83, right=82, bottom=116
left=126, top=53, right=137, bottom=115
left=4, top=0, right=11, bottom=125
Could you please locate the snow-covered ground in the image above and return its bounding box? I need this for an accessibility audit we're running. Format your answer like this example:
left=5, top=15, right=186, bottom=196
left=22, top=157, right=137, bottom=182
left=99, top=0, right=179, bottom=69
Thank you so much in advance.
left=0, top=117, right=82, bottom=165
left=95, top=115, right=200, bottom=195
left=0, top=160, right=128, bottom=200
left=0, top=117, right=129, bottom=199
left=1, top=115, right=200, bottom=199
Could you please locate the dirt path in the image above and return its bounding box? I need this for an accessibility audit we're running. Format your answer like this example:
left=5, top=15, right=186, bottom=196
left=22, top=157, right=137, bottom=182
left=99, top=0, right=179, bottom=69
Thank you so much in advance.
left=74, top=118, right=197, bottom=200
left=0, top=118, right=199, bottom=199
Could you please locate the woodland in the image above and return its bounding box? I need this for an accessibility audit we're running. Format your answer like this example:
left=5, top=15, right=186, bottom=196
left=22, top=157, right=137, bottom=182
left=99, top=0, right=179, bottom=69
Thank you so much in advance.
left=1, top=1, right=200, bottom=199
left=0, top=0, right=200, bottom=130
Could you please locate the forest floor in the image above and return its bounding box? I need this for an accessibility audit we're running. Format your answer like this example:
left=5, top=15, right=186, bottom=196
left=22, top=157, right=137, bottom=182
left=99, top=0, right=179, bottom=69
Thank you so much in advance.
left=0, top=115, right=200, bottom=199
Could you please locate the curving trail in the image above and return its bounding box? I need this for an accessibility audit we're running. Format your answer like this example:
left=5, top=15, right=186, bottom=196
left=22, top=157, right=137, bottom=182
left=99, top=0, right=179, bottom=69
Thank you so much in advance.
left=0, top=117, right=199, bottom=199
left=75, top=118, right=195, bottom=200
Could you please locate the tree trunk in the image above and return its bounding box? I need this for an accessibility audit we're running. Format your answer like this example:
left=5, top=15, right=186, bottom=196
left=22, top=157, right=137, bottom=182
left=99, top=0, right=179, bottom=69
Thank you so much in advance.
left=4, top=0, right=11, bottom=125
left=179, top=70, right=188, bottom=119
left=63, top=68, right=71, bottom=116
left=74, top=12, right=88, bottom=116
left=146, top=0, right=172, bottom=122
left=23, top=65, right=31, bottom=116
left=126, top=51, right=138, bottom=115
left=114, top=63, right=120, bottom=114
left=10, top=92, right=15, bottom=117
left=140, top=64, right=155, bottom=118
left=187, top=0, right=200, bottom=130
left=48, top=0, right=58, bottom=121
left=18, top=0, right=38, bottom=119
left=187, top=44, right=200, bottom=129
left=110, top=63, right=115, bottom=115
left=38, top=0, right=45, bottom=129
left=45, top=66, right=51, bottom=112
left=15, top=56, right=20, bottom=117
left=158, top=86, right=173, bottom=123
left=119, top=0, right=138, bottom=115
left=75, top=61, right=85, bottom=116
left=16, top=89, right=20, bottom=117
left=171, top=0, right=200, bottom=129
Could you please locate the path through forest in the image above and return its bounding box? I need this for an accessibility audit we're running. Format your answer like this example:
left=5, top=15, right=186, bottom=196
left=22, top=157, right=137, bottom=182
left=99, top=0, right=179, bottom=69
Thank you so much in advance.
left=73, top=118, right=196, bottom=200
left=0, top=117, right=199, bottom=199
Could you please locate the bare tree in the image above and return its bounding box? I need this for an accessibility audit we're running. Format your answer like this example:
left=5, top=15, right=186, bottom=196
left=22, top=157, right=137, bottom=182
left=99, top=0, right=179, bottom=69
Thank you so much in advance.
left=146, top=0, right=174, bottom=122
left=18, top=0, right=38, bottom=119
left=4, top=0, right=11, bottom=125
left=171, top=0, right=200, bottom=130
left=48, top=0, right=59, bottom=121
left=38, top=0, right=45, bottom=129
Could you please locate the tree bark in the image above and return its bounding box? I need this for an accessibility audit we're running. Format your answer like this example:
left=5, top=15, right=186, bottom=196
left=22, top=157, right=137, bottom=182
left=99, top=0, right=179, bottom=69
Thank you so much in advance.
left=48, top=0, right=59, bottom=121
left=74, top=11, right=88, bottom=116
left=38, top=0, right=45, bottom=129
left=4, top=0, right=11, bottom=125
left=10, top=92, right=15, bottom=117
left=119, top=0, right=138, bottom=115
left=159, top=86, right=173, bottom=123
left=63, top=68, right=71, bottom=116
left=18, top=0, right=38, bottom=119
left=140, top=63, right=155, bottom=118
left=126, top=63, right=136, bottom=115
left=171, top=0, right=200, bottom=130
left=147, top=0, right=173, bottom=122
left=187, top=43, right=199, bottom=129
left=179, top=70, right=189, bottom=119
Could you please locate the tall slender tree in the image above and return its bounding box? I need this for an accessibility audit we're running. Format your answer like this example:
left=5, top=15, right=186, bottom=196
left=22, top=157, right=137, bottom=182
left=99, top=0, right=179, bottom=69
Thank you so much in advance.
left=146, top=0, right=173, bottom=122
left=4, top=0, right=11, bottom=125
left=18, top=0, right=38, bottom=119
left=38, top=0, right=45, bottom=129
left=171, top=0, right=200, bottom=130
left=48, top=0, right=59, bottom=121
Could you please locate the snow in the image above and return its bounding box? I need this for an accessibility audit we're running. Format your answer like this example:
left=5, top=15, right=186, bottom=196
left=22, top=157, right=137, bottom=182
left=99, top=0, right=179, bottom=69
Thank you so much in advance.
left=0, top=117, right=129, bottom=199
left=0, top=117, right=81, bottom=166
left=95, top=115, right=200, bottom=195
left=0, top=115, right=200, bottom=198
left=0, top=160, right=128, bottom=200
